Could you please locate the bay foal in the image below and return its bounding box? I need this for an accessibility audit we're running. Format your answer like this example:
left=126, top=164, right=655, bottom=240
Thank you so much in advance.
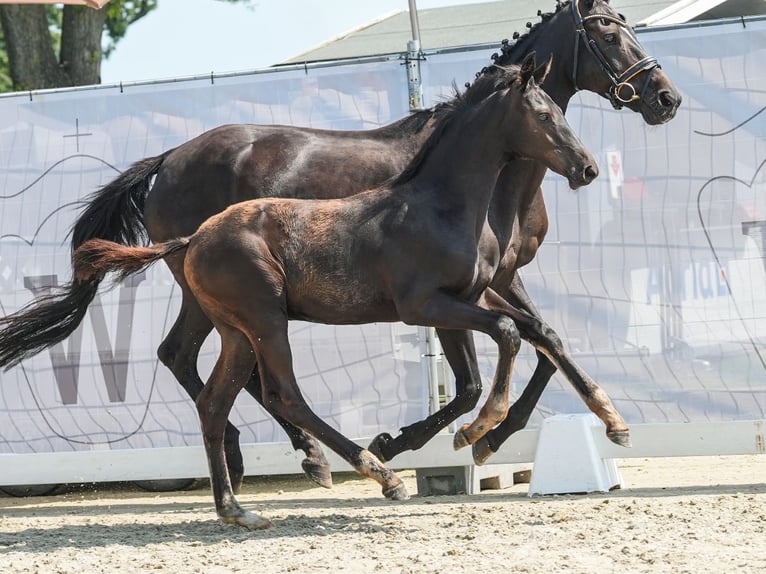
left=72, top=56, right=598, bottom=528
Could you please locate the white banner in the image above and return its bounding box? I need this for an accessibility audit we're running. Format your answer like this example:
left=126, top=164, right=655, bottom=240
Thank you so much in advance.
left=0, top=19, right=764, bottom=460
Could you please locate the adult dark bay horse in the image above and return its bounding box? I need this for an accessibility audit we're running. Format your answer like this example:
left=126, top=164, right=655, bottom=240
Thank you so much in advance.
left=0, top=0, right=680, bottom=490
left=72, top=59, right=599, bottom=528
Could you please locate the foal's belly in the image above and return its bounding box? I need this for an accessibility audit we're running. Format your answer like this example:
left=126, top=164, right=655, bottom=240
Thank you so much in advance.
left=285, top=287, right=400, bottom=325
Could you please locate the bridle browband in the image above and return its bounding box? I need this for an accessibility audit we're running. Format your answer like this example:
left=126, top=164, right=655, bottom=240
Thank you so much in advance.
left=571, top=0, right=660, bottom=109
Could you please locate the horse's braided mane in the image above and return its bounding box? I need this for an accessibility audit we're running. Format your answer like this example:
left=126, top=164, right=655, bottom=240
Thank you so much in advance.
left=490, top=1, right=569, bottom=69
left=390, top=65, right=522, bottom=187
left=396, top=1, right=585, bottom=133
left=388, top=1, right=611, bottom=185
left=468, top=0, right=608, bottom=85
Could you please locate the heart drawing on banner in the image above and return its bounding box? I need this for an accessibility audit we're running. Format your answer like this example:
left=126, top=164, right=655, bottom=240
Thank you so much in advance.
left=695, top=158, right=766, bottom=372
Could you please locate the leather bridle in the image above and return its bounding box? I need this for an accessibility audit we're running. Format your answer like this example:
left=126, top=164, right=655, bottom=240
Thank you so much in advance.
left=571, top=0, right=660, bottom=109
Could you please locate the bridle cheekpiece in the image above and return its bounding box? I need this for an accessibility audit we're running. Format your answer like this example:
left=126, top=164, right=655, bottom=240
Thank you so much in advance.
left=571, top=0, right=660, bottom=109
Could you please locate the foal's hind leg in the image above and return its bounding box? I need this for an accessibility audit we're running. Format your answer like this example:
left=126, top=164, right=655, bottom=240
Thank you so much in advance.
left=253, top=317, right=408, bottom=501
left=159, top=256, right=330, bottom=490
left=157, top=284, right=248, bottom=491
left=196, top=327, right=270, bottom=530
left=368, top=329, right=483, bottom=462
left=243, top=371, right=332, bottom=488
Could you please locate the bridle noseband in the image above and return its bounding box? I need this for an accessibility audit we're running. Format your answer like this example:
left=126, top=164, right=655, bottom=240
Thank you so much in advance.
left=571, top=0, right=660, bottom=109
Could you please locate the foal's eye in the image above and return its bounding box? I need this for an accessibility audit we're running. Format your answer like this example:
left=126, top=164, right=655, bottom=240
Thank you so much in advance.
left=537, top=112, right=550, bottom=122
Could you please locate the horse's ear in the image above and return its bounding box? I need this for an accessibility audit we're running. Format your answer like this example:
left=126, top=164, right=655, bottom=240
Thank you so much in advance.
left=520, top=52, right=537, bottom=89
left=533, top=54, right=553, bottom=86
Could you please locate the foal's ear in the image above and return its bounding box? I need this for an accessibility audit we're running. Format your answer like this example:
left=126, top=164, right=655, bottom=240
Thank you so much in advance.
left=533, top=54, right=553, bottom=86
left=519, top=52, right=537, bottom=89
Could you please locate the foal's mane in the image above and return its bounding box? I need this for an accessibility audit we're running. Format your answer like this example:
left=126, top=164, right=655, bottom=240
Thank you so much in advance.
left=390, top=65, right=522, bottom=186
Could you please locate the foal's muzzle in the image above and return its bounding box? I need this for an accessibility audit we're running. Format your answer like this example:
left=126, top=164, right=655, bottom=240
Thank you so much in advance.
left=568, top=162, right=599, bottom=190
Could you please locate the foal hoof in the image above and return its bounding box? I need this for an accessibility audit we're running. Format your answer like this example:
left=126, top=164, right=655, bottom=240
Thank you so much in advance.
left=382, top=482, right=410, bottom=501
left=453, top=424, right=471, bottom=450
left=367, top=433, right=393, bottom=462
left=302, top=459, right=333, bottom=489
left=220, top=509, right=272, bottom=530
left=472, top=437, right=495, bottom=466
left=607, top=428, right=632, bottom=448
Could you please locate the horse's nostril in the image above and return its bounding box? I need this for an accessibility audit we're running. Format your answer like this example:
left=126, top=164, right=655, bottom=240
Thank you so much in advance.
left=584, top=164, right=599, bottom=182
left=659, top=89, right=678, bottom=109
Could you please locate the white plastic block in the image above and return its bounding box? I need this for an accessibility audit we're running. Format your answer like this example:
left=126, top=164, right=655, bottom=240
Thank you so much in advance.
left=528, top=413, right=622, bottom=496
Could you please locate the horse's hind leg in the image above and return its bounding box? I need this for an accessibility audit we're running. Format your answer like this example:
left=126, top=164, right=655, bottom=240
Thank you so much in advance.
left=368, top=329, right=483, bottom=462
left=253, top=317, right=408, bottom=501
left=196, top=326, right=270, bottom=530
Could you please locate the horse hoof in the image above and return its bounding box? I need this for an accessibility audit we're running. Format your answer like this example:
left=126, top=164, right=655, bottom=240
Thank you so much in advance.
left=472, top=437, right=495, bottom=466
left=382, top=482, right=410, bottom=501
left=367, top=433, right=393, bottom=462
left=220, top=510, right=272, bottom=530
left=607, top=429, right=632, bottom=448
left=453, top=425, right=471, bottom=450
left=302, top=459, right=333, bottom=489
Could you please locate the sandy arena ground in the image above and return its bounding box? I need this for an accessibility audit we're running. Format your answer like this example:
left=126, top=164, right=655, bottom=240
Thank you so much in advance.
left=1, top=455, right=764, bottom=573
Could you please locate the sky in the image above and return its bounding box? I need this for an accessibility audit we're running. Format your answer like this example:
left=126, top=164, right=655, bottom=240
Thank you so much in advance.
left=100, top=0, right=491, bottom=84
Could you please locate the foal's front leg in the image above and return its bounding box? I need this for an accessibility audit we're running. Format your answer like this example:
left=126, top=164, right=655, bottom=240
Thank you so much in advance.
left=468, top=274, right=560, bottom=464
left=471, top=284, right=630, bottom=464
left=397, top=290, right=522, bottom=449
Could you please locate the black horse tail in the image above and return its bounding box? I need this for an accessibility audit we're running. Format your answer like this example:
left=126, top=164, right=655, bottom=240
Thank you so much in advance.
left=72, top=151, right=174, bottom=249
left=0, top=151, right=172, bottom=370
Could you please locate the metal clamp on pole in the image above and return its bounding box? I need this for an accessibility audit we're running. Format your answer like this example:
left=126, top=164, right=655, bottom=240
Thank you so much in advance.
left=406, top=0, right=425, bottom=111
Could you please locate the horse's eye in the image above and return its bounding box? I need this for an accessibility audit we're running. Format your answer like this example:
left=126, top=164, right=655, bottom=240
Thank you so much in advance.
left=537, top=112, right=550, bottom=122
left=618, top=12, right=626, bottom=21
left=600, top=18, right=611, bottom=26
left=604, top=33, right=616, bottom=43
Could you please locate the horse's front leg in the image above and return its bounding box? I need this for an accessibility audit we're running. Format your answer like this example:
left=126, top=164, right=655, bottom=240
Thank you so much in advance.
left=368, top=329, right=483, bottom=462
left=473, top=281, right=631, bottom=464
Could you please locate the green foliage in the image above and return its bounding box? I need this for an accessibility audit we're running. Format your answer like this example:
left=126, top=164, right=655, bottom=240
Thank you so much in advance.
left=103, top=0, right=158, bottom=57
left=0, top=0, right=254, bottom=91
left=0, top=31, right=9, bottom=93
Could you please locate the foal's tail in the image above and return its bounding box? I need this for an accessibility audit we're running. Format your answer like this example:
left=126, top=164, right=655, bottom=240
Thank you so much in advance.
left=73, top=238, right=191, bottom=285
left=0, top=152, right=172, bottom=370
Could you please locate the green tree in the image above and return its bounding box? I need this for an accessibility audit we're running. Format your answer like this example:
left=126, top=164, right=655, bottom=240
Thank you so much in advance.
left=0, top=1, right=249, bottom=93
